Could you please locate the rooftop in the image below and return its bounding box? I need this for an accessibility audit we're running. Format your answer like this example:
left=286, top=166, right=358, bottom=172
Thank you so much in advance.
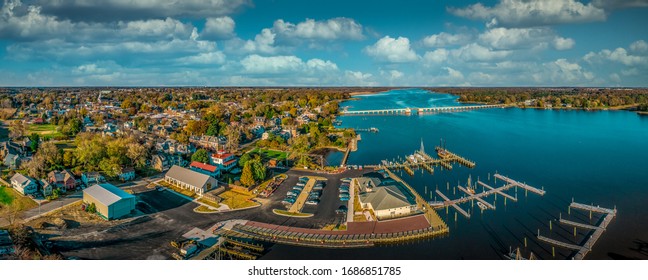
left=83, top=183, right=135, bottom=206
left=190, top=161, right=218, bottom=172
left=359, top=185, right=416, bottom=211
left=166, top=165, right=214, bottom=188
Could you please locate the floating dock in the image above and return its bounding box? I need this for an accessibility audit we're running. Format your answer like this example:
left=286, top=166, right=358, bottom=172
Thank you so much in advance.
left=435, top=189, right=470, bottom=218
left=478, top=181, right=517, bottom=202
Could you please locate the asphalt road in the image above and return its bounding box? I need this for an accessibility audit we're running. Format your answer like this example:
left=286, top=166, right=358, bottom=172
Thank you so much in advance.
left=49, top=168, right=371, bottom=259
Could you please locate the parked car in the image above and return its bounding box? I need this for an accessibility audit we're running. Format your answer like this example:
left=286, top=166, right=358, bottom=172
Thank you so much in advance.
left=335, top=205, right=348, bottom=214
left=339, top=196, right=350, bottom=202
left=305, top=199, right=319, bottom=205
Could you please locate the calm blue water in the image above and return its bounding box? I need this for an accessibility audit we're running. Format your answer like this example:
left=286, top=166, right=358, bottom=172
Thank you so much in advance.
left=267, top=88, right=648, bottom=260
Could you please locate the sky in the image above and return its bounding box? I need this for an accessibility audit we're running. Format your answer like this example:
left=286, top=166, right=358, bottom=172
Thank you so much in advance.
left=0, top=0, right=647, bottom=87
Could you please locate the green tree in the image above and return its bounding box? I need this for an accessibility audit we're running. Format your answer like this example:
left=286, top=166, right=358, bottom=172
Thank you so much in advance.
left=86, top=203, right=96, bottom=213
left=191, top=149, right=210, bottom=164
left=240, top=162, right=255, bottom=187
left=29, top=133, right=40, bottom=152
left=251, top=159, right=266, bottom=181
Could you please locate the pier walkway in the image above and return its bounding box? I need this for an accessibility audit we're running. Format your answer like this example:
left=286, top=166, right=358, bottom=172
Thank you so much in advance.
left=341, top=104, right=505, bottom=116
left=435, top=189, right=470, bottom=218
left=536, top=202, right=616, bottom=260
left=458, top=185, right=495, bottom=209
left=494, top=174, right=545, bottom=195
left=478, top=181, right=517, bottom=202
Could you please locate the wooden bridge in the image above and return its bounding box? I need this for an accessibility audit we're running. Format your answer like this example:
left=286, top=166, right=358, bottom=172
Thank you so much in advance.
left=340, top=104, right=505, bottom=116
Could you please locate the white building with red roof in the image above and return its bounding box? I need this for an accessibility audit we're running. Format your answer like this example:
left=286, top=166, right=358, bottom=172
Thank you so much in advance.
left=210, top=150, right=238, bottom=172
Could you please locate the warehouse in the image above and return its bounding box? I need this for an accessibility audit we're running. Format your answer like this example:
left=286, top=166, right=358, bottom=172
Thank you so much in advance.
left=83, top=183, right=136, bottom=220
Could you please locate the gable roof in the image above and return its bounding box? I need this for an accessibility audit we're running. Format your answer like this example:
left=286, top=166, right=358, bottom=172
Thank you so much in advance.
left=11, top=173, right=33, bottom=186
left=165, top=165, right=214, bottom=188
left=83, top=183, right=135, bottom=206
left=359, top=185, right=416, bottom=211
left=190, top=161, right=218, bottom=172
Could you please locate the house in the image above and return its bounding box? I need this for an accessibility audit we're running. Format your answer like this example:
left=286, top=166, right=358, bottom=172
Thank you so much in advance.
left=357, top=178, right=417, bottom=221
left=117, top=167, right=136, bottom=182
left=81, top=172, right=105, bottom=187
left=0, top=230, right=15, bottom=256
left=151, top=153, right=186, bottom=172
left=189, top=161, right=220, bottom=178
left=10, top=173, right=38, bottom=195
left=210, top=150, right=238, bottom=172
left=83, top=183, right=136, bottom=220
left=40, top=179, right=53, bottom=197
left=164, top=165, right=222, bottom=196
left=48, top=170, right=77, bottom=191
left=3, top=153, right=21, bottom=169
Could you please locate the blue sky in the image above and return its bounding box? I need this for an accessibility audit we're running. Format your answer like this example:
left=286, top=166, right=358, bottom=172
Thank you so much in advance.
left=1, top=0, right=647, bottom=86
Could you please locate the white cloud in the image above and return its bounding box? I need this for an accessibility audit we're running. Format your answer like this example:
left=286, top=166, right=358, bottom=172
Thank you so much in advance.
left=585, top=46, right=648, bottom=66
left=344, top=71, right=375, bottom=86
left=630, top=40, right=648, bottom=53
left=451, top=43, right=511, bottom=61
left=273, top=18, right=364, bottom=41
left=422, top=32, right=471, bottom=48
left=478, top=27, right=574, bottom=50
left=364, top=36, right=418, bottom=63
left=0, top=1, right=195, bottom=42
left=543, top=59, right=594, bottom=83
left=201, top=17, right=235, bottom=40
left=176, top=51, right=226, bottom=65
left=240, top=55, right=338, bottom=74
left=423, top=49, right=449, bottom=65
left=34, top=0, right=251, bottom=20
left=553, top=37, right=575, bottom=50
left=449, top=0, right=606, bottom=27
left=241, top=28, right=277, bottom=54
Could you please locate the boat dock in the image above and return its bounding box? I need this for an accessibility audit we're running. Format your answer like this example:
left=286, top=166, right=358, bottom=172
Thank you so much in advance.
left=494, top=174, right=545, bottom=195
left=435, top=189, right=471, bottom=218
left=378, top=141, right=474, bottom=174
left=431, top=174, right=544, bottom=220
left=458, top=185, right=495, bottom=210
left=536, top=202, right=616, bottom=260
left=478, top=181, right=517, bottom=202
left=354, top=127, right=379, bottom=133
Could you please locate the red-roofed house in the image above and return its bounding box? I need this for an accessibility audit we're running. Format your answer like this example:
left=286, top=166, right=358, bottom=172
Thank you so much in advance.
left=189, top=161, right=220, bottom=178
left=210, top=150, right=238, bottom=172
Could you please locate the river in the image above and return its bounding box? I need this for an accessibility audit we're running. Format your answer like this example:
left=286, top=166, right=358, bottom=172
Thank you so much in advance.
left=263, top=88, right=648, bottom=260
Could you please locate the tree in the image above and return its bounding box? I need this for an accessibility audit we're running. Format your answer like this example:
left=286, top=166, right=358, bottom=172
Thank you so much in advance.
left=39, top=142, right=62, bottom=168
left=240, top=162, right=255, bottom=187
left=224, top=125, right=241, bottom=151
left=126, top=142, right=147, bottom=168
left=86, top=203, right=96, bottom=213
left=29, top=133, right=40, bottom=152
left=8, top=120, right=27, bottom=139
left=251, top=158, right=266, bottom=181
left=191, top=149, right=210, bottom=164
left=289, top=135, right=311, bottom=167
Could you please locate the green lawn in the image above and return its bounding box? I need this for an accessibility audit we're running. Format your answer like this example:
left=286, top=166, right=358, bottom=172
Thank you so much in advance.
left=0, top=186, right=13, bottom=205
left=28, top=124, right=64, bottom=138
left=251, top=148, right=288, bottom=161
left=54, top=140, right=77, bottom=151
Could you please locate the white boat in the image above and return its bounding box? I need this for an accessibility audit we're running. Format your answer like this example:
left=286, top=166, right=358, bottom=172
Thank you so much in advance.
left=477, top=201, right=488, bottom=210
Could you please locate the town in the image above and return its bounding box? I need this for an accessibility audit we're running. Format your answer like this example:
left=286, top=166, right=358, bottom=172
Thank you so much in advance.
left=0, top=86, right=636, bottom=260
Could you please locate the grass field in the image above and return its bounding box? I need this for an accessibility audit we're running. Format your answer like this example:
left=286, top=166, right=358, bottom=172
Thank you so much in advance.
left=0, top=186, right=13, bottom=205
left=272, top=209, right=313, bottom=217
left=219, top=189, right=257, bottom=209
left=251, top=148, right=288, bottom=161
left=0, top=186, right=37, bottom=210
left=28, top=124, right=64, bottom=138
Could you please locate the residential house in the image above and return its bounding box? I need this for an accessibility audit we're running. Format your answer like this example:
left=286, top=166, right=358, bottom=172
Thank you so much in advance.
left=189, top=161, right=220, bottom=178
left=118, top=167, right=136, bottom=182
left=210, top=150, right=238, bottom=172
left=48, top=170, right=77, bottom=192
left=3, top=153, right=21, bottom=169
left=164, top=165, right=222, bottom=196
left=82, top=172, right=105, bottom=187
left=10, top=173, right=38, bottom=195
left=40, top=179, right=53, bottom=197
left=151, top=153, right=187, bottom=172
